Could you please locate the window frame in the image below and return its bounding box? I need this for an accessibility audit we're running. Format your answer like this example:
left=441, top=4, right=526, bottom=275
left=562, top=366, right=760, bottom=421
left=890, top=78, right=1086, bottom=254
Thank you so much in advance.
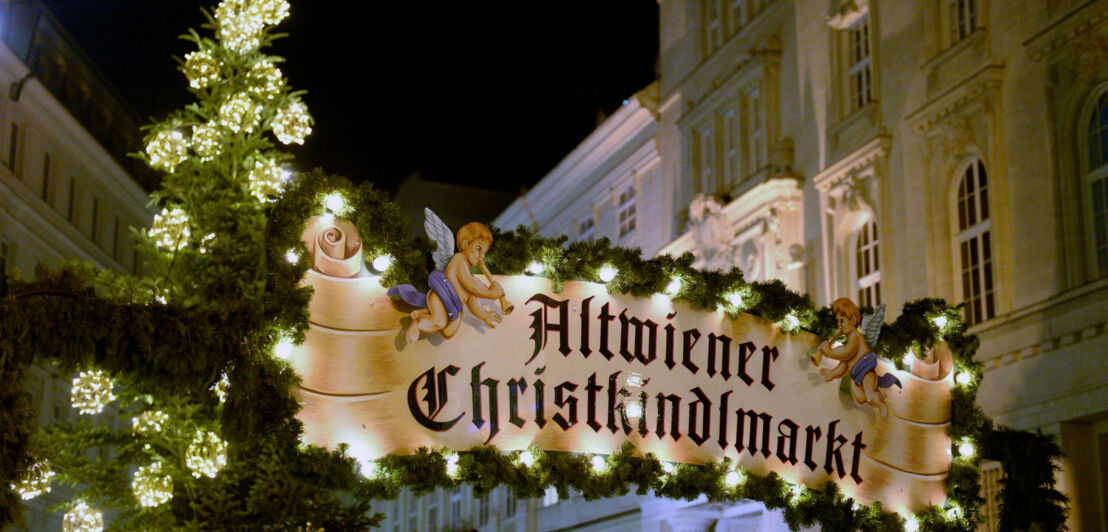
left=845, top=15, right=874, bottom=114
left=951, top=157, right=996, bottom=326
left=617, top=184, right=637, bottom=240
left=854, top=217, right=881, bottom=307
left=1080, top=85, right=1108, bottom=279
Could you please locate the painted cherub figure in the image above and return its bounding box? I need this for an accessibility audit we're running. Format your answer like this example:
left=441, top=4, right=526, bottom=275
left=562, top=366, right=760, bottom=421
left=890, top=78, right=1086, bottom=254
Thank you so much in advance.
left=812, top=298, right=901, bottom=418
left=388, top=209, right=505, bottom=345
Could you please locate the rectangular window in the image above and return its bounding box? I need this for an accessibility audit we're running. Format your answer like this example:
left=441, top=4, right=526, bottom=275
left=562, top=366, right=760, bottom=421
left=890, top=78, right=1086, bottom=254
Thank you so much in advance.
left=449, top=489, right=462, bottom=530
left=695, top=122, right=714, bottom=193
left=91, top=197, right=100, bottom=244
left=618, top=185, right=636, bottom=239
left=847, top=16, right=873, bottom=112
left=704, top=0, right=723, bottom=54
left=67, top=177, right=77, bottom=223
left=959, top=232, right=995, bottom=325
left=949, top=0, right=979, bottom=43
left=505, top=490, right=517, bottom=517
left=856, top=220, right=881, bottom=307
left=8, top=123, right=18, bottom=174
left=41, top=153, right=51, bottom=201
left=427, top=506, right=437, bottom=530
left=748, top=90, right=764, bottom=175
left=578, top=213, right=595, bottom=242
left=722, top=108, right=738, bottom=189
left=478, top=495, right=489, bottom=527
left=729, top=0, right=745, bottom=33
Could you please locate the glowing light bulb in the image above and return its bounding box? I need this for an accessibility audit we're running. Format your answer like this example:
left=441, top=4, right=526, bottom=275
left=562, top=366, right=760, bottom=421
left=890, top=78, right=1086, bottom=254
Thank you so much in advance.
left=625, top=401, right=643, bottom=419
left=901, top=350, right=915, bottom=366
left=933, top=316, right=948, bottom=329
left=145, top=130, right=188, bottom=171
left=661, top=462, right=675, bottom=475
left=526, top=261, right=544, bottom=275
left=132, top=410, right=169, bottom=436
left=12, top=460, right=54, bottom=500
left=781, top=313, right=801, bottom=331
left=372, top=254, right=392, bottom=272
left=946, top=505, right=963, bottom=520
left=665, top=278, right=682, bottom=296
left=957, top=440, right=975, bottom=458
left=904, top=516, right=920, bottom=532
left=71, top=370, right=115, bottom=415
left=724, top=471, right=742, bottom=487
left=518, top=451, right=535, bottom=468
left=285, top=249, right=299, bottom=264
left=186, top=431, right=227, bottom=478
left=726, top=292, right=744, bottom=306
left=211, top=373, right=230, bottom=403
left=62, top=501, right=102, bottom=532
left=274, top=335, right=295, bottom=360
left=150, top=207, right=191, bottom=251
left=132, top=462, right=173, bottom=507
left=955, top=372, right=972, bottom=386
left=323, top=192, right=345, bottom=214
left=445, top=453, right=459, bottom=477
left=590, top=455, right=607, bottom=472
left=598, top=265, right=617, bottom=283
left=789, top=484, right=803, bottom=501
left=359, top=460, right=377, bottom=478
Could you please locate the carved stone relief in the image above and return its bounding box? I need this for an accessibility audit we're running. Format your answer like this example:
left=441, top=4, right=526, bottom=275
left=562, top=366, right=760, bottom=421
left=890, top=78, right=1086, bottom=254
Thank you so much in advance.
left=687, top=194, right=740, bottom=272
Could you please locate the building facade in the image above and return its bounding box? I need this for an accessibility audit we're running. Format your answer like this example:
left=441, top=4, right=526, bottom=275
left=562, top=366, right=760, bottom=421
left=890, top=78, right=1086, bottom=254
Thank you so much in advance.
left=488, top=0, right=1108, bottom=530
left=0, top=2, right=153, bottom=528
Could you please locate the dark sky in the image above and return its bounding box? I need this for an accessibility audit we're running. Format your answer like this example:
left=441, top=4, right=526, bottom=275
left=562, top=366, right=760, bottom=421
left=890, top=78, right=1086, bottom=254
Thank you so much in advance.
left=43, top=1, right=659, bottom=194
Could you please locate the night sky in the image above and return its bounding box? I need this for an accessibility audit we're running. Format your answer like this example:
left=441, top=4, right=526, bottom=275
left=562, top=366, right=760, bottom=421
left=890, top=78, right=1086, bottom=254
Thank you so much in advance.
left=43, top=1, right=659, bottom=194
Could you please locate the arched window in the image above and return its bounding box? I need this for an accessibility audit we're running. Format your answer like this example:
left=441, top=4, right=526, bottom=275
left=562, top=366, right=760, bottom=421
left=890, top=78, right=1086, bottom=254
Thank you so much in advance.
left=956, top=159, right=995, bottom=325
left=1086, top=91, right=1108, bottom=277
left=855, top=218, right=880, bottom=307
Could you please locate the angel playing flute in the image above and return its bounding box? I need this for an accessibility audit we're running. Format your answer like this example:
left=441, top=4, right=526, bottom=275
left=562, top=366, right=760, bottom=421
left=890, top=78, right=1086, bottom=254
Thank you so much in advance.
left=387, top=208, right=507, bottom=345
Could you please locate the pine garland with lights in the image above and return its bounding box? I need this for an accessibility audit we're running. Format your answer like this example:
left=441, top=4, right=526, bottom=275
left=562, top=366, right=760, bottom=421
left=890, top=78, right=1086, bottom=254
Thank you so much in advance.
left=0, top=1, right=1068, bottom=531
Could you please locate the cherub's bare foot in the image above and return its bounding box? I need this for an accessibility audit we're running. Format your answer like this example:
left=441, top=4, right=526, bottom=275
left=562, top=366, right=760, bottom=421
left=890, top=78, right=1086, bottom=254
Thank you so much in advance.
left=405, top=321, right=421, bottom=345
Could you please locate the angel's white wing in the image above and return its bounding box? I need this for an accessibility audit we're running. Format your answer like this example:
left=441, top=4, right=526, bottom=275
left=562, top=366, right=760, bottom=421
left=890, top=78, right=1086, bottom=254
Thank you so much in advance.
left=859, top=303, right=886, bottom=348
left=424, top=208, right=454, bottom=271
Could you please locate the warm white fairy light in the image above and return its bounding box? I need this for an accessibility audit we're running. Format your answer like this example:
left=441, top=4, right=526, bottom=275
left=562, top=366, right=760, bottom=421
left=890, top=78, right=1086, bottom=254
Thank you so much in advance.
left=249, top=158, right=285, bottom=201
left=323, top=192, right=346, bottom=214
left=789, top=483, right=804, bottom=501
left=183, top=50, right=220, bottom=89
left=598, top=264, right=617, bottom=283
left=191, top=122, right=222, bottom=161
left=526, top=261, right=544, bottom=275
left=63, top=501, right=102, bottom=532
left=359, top=460, right=378, bottom=478
left=214, top=0, right=264, bottom=53
left=625, top=401, right=643, bottom=419
left=272, top=102, right=312, bottom=144
left=186, top=431, right=227, bottom=478
left=957, top=439, right=975, bottom=458
left=518, top=451, right=535, bottom=468
left=211, top=373, right=230, bottom=403
left=945, top=504, right=963, bottom=520
left=132, top=410, right=169, bottom=436
left=780, top=312, right=801, bottom=332
left=372, top=254, right=392, bottom=272
left=11, top=460, right=54, bottom=500
left=901, top=350, right=915, bottom=366
left=146, top=130, right=188, bottom=171
left=933, top=315, right=948, bottom=329
left=71, top=370, right=114, bottom=415
left=726, top=291, right=744, bottom=307
left=590, top=455, right=607, bottom=472
left=219, top=92, right=262, bottom=133
left=724, top=470, right=742, bottom=488
left=249, top=59, right=282, bottom=100
left=198, top=233, right=216, bottom=254
left=252, top=0, right=291, bottom=25
left=285, top=249, right=300, bottom=265
left=274, top=335, right=295, bottom=360
left=904, top=516, right=920, bottom=532
left=151, top=207, right=191, bottom=251
left=661, top=462, right=675, bottom=475
left=445, top=453, right=460, bottom=478
left=132, top=462, right=173, bottom=507
left=955, top=371, right=972, bottom=386
left=664, top=277, right=682, bottom=296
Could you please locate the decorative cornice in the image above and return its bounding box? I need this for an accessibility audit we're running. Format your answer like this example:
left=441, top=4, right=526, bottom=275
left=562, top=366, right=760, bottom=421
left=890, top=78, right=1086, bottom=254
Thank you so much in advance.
left=813, top=135, right=891, bottom=191
left=905, top=65, right=1005, bottom=135
left=1024, top=2, right=1108, bottom=62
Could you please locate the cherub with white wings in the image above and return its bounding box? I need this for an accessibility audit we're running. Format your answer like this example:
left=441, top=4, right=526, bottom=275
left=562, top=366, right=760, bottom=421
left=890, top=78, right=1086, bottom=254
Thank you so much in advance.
left=387, top=209, right=505, bottom=345
left=813, top=299, right=902, bottom=418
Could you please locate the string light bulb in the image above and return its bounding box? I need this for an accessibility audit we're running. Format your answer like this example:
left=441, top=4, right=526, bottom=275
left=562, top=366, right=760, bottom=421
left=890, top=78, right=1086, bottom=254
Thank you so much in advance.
left=63, top=501, right=102, bottom=532
left=526, top=261, right=544, bottom=275
left=598, top=264, right=617, bottom=283
left=726, top=291, right=744, bottom=307
left=11, top=460, right=54, bottom=500
left=146, top=130, right=188, bottom=171
left=724, top=470, right=743, bottom=488
left=625, top=401, right=643, bottom=419
left=665, top=277, right=682, bottom=296
left=323, top=192, right=346, bottom=214
left=71, top=370, right=115, bottom=415
left=359, top=460, right=378, bottom=478
left=933, top=316, right=948, bottom=329
left=445, top=453, right=460, bottom=478
left=789, top=483, right=804, bottom=501
left=945, top=504, right=963, bottom=520
left=249, top=158, right=285, bottom=201
left=272, top=101, right=312, bottom=145
left=214, top=0, right=264, bottom=53
left=904, top=516, right=920, bottom=532
left=274, top=335, right=295, bottom=360
left=661, top=462, right=675, bottom=475
left=372, top=254, right=392, bottom=272
left=182, top=50, right=220, bottom=89
left=518, top=451, right=535, bottom=468
left=780, top=312, right=801, bottom=332
left=219, top=92, right=262, bottom=133
left=211, top=373, right=230, bottom=403
left=150, top=207, right=191, bottom=251
left=955, top=371, right=972, bottom=386
left=957, top=439, right=975, bottom=458
left=132, top=462, right=173, bottom=507
left=285, top=249, right=300, bottom=265
left=186, top=431, right=227, bottom=478
left=249, top=59, right=282, bottom=100
left=132, top=410, right=169, bottom=436
left=590, top=455, right=607, bottom=472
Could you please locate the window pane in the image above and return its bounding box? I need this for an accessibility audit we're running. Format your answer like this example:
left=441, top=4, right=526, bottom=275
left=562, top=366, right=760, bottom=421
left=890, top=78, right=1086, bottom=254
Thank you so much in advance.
left=982, top=231, right=991, bottom=261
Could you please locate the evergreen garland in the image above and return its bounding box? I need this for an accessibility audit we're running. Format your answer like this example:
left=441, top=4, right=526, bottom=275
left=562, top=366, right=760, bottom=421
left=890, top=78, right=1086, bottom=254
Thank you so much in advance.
left=0, top=0, right=1067, bottom=530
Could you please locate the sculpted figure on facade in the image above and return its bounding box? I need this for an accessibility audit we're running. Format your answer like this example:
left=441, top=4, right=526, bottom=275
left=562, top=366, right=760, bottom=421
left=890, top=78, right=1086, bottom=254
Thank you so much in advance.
left=688, top=194, right=740, bottom=272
